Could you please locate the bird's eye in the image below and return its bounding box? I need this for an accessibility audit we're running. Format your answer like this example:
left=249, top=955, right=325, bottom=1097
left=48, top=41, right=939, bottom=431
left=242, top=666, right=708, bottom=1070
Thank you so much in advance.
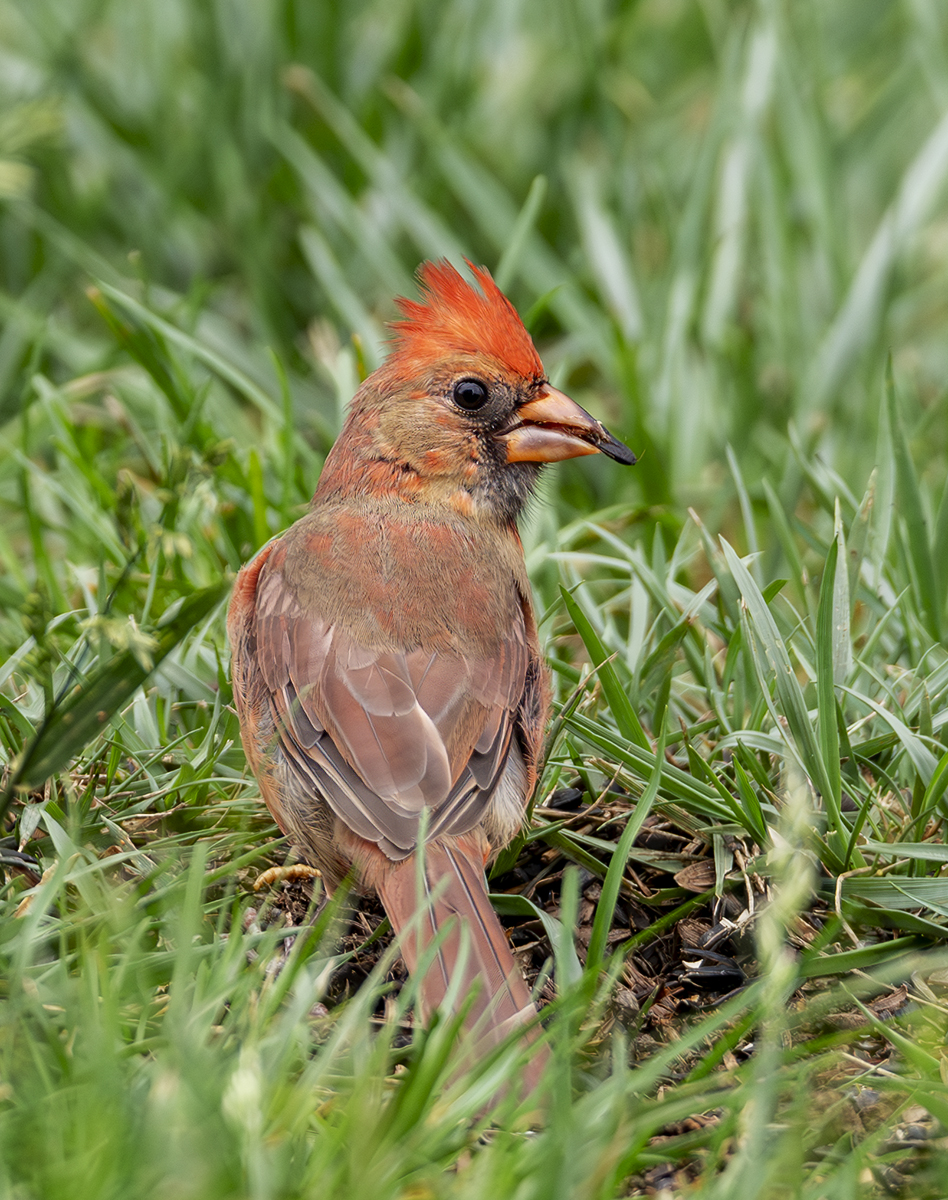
left=452, top=378, right=490, bottom=410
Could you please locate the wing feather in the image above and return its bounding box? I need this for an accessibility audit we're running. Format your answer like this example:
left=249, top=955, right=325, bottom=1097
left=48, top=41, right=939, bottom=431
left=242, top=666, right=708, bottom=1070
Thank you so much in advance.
left=252, top=554, right=530, bottom=859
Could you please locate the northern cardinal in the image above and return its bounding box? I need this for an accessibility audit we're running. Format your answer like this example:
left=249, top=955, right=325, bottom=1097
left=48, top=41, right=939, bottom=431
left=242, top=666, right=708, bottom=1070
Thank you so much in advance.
left=228, top=261, right=633, bottom=1091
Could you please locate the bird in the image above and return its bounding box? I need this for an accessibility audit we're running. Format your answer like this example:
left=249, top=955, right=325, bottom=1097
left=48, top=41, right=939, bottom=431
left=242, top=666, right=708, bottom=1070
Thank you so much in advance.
left=228, top=260, right=634, bottom=1093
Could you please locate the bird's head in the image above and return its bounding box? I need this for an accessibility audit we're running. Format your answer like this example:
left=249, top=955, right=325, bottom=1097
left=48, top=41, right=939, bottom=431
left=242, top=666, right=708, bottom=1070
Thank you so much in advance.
left=316, top=260, right=634, bottom=522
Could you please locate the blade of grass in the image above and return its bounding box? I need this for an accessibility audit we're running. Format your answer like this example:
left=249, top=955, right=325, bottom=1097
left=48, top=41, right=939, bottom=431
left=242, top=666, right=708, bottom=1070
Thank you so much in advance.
left=8, top=581, right=228, bottom=796
left=886, top=359, right=942, bottom=641
left=559, top=584, right=651, bottom=752
left=586, top=727, right=666, bottom=973
left=816, top=515, right=847, bottom=862
left=721, top=538, right=848, bottom=869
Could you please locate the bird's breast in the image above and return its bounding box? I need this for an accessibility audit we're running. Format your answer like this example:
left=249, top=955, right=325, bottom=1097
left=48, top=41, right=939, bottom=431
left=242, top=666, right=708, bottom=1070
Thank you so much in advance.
left=276, top=504, right=531, bottom=653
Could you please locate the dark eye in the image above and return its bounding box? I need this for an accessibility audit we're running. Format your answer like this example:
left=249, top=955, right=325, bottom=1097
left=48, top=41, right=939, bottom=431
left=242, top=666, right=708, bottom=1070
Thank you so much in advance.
left=452, top=378, right=490, bottom=410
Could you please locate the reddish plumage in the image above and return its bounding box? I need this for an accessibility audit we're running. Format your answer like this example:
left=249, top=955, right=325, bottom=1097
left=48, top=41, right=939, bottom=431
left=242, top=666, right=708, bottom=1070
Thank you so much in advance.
left=228, top=261, right=633, bottom=1099
left=388, top=260, right=544, bottom=380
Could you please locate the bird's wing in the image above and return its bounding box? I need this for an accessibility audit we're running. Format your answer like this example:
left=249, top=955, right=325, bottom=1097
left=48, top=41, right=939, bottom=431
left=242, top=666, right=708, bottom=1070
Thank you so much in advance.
left=250, top=548, right=529, bottom=859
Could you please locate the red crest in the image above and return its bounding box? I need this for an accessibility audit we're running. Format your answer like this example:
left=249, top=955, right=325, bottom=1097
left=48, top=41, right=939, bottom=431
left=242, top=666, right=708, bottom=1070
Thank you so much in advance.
left=387, top=260, right=544, bottom=379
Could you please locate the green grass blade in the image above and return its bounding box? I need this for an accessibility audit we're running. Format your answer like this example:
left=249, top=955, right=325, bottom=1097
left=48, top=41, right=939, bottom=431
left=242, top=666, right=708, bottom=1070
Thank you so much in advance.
left=726, top=443, right=761, bottom=584
left=720, top=538, right=847, bottom=868
left=490, top=893, right=581, bottom=987
left=815, top=518, right=845, bottom=851
left=862, top=838, right=948, bottom=862
left=761, top=476, right=807, bottom=608
left=885, top=359, right=942, bottom=641
left=841, top=684, right=938, bottom=786
left=932, top=468, right=948, bottom=605
left=494, top=174, right=547, bottom=292
left=566, top=711, right=735, bottom=822
left=585, top=727, right=665, bottom=974
left=94, top=281, right=281, bottom=421
left=10, top=582, right=228, bottom=794
left=559, top=584, right=651, bottom=752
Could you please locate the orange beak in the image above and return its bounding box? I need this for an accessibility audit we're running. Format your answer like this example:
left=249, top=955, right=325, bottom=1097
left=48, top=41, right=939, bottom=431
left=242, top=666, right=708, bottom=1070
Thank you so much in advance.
left=496, top=386, right=636, bottom=465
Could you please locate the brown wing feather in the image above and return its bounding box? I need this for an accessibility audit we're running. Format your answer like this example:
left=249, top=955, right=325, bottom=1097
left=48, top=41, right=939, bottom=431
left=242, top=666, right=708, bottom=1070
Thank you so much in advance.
left=250, top=546, right=530, bottom=861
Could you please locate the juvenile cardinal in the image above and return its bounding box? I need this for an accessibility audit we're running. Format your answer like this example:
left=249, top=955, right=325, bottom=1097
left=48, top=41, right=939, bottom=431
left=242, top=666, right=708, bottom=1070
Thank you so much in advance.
left=228, top=261, right=633, bottom=1090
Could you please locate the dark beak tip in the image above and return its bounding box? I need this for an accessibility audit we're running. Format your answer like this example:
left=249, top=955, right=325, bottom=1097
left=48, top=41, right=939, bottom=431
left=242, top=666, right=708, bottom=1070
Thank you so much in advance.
left=600, top=434, right=636, bottom=466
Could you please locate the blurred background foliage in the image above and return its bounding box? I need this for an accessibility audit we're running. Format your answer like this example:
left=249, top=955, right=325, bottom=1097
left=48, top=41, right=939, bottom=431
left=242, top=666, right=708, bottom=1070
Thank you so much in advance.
left=2, top=0, right=947, bottom=534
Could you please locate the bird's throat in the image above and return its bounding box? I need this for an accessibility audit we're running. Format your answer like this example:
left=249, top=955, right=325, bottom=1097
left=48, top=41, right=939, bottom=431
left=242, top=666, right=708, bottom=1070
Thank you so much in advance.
left=314, top=422, right=540, bottom=526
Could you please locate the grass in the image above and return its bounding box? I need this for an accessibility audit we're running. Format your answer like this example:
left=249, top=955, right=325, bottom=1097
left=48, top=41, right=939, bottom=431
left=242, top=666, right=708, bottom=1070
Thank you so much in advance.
left=2, top=0, right=948, bottom=1195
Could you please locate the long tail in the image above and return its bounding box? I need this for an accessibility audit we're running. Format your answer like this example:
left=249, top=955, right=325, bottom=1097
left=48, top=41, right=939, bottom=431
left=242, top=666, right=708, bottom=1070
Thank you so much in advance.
left=377, top=832, right=548, bottom=1097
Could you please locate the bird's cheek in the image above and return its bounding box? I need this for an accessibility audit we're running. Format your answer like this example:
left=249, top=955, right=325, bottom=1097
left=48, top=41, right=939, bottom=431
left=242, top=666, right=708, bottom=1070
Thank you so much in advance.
left=418, top=429, right=479, bottom=476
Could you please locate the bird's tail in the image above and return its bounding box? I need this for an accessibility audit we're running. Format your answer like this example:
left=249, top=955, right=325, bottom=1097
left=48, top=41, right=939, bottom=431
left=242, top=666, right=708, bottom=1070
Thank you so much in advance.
left=377, top=832, right=548, bottom=1097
